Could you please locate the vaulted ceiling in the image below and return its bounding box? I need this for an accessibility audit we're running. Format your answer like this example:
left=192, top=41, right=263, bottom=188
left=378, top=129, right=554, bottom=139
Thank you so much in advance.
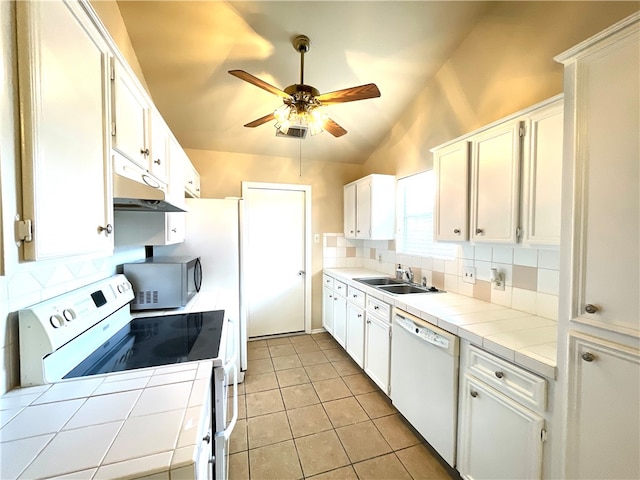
left=116, top=1, right=492, bottom=164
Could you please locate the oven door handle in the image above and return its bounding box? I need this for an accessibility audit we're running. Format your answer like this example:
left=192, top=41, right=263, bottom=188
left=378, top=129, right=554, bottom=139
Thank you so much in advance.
left=216, top=358, right=238, bottom=441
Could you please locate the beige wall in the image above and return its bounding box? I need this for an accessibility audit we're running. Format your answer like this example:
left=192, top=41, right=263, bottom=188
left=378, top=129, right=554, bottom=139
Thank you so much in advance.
left=363, top=1, right=639, bottom=178
left=186, top=148, right=364, bottom=329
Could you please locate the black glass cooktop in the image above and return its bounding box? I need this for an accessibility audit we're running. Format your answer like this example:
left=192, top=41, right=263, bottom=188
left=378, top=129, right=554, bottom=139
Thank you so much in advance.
left=65, top=310, right=225, bottom=379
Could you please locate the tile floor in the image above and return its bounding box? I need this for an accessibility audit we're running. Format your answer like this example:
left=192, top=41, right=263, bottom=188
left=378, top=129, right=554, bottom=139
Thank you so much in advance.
left=228, top=332, right=458, bottom=480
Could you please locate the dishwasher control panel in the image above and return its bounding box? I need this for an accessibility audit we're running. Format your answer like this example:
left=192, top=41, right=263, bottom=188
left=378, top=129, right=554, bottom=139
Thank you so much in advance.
left=395, top=314, right=450, bottom=349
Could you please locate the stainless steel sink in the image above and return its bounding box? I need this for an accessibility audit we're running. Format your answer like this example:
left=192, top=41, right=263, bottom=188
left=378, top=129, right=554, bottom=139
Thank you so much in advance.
left=354, top=277, right=443, bottom=294
left=355, top=277, right=404, bottom=286
left=378, top=284, right=438, bottom=294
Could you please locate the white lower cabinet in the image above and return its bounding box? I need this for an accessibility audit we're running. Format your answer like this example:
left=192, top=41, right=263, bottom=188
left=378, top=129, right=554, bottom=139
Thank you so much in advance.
left=564, top=332, right=639, bottom=480
left=364, top=297, right=392, bottom=395
left=346, top=303, right=365, bottom=367
left=345, top=287, right=366, bottom=368
left=457, top=345, right=546, bottom=480
left=322, top=285, right=335, bottom=335
left=332, top=293, right=347, bottom=348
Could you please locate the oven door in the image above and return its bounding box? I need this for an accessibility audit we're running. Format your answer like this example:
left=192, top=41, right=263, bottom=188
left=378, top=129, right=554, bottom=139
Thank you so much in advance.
left=213, top=316, right=239, bottom=480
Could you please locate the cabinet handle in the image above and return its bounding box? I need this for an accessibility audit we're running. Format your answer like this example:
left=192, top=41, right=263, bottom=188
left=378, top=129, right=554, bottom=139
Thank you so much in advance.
left=188, top=180, right=194, bottom=184
left=353, top=294, right=357, bottom=298
left=582, top=352, right=595, bottom=362
left=453, top=228, right=461, bottom=234
left=350, top=230, right=354, bottom=234
left=366, top=320, right=371, bottom=324
left=373, top=305, right=379, bottom=310
left=97, top=223, right=113, bottom=235
left=171, top=228, right=177, bottom=233
left=202, top=433, right=211, bottom=444
left=357, top=230, right=361, bottom=233
left=475, top=228, right=484, bottom=235
left=495, top=371, right=504, bottom=379
left=154, top=158, right=161, bottom=165
left=585, top=304, right=598, bottom=314
left=358, top=314, right=362, bottom=318
left=470, top=391, right=478, bottom=398
left=140, top=148, right=149, bottom=156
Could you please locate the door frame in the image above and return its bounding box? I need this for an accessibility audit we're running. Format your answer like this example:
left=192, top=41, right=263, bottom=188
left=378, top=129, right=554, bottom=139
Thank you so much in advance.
left=241, top=181, right=312, bottom=334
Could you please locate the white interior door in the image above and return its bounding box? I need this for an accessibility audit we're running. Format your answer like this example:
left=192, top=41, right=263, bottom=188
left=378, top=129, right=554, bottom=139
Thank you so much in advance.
left=243, top=183, right=309, bottom=337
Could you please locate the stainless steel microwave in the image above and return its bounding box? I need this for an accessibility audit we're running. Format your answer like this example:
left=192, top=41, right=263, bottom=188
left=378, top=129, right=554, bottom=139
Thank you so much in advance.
left=123, top=256, right=202, bottom=310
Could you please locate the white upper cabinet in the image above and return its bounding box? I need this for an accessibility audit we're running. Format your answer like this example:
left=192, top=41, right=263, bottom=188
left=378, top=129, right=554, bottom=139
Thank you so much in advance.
left=521, top=99, right=564, bottom=246
left=434, top=140, right=470, bottom=241
left=433, top=95, right=563, bottom=246
left=344, top=174, right=395, bottom=240
left=470, top=119, right=523, bottom=244
left=556, top=14, right=639, bottom=337
left=184, top=156, right=201, bottom=198
left=111, top=59, right=150, bottom=169
left=149, top=110, right=170, bottom=185
left=16, top=0, right=114, bottom=260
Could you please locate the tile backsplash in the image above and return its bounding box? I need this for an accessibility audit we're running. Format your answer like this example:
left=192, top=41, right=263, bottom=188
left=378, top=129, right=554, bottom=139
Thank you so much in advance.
left=0, top=246, right=146, bottom=395
left=323, top=233, right=559, bottom=321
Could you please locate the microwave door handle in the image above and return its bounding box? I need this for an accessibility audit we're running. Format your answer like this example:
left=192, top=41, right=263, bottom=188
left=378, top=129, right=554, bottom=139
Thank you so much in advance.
left=195, top=257, right=203, bottom=292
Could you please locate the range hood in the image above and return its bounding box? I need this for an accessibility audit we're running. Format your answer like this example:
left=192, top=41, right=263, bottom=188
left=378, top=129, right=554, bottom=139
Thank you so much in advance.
left=112, top=151, right=186, bottom=213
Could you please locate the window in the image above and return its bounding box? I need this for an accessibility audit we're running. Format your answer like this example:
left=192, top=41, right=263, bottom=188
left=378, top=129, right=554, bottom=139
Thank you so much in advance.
left=396, top=171, right=457, bottom=259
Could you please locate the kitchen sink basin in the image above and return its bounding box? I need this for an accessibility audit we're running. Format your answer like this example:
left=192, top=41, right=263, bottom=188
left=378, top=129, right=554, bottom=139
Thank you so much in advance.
left=355, top=277, right=404, bottom=286
left=378, top=284, right=440, bottom=294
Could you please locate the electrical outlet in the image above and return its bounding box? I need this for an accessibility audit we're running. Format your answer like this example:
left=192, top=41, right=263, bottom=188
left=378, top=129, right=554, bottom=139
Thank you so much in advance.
left=463, top=266, right=476, bottom=284
left=378, top=254, right=382, bottom=262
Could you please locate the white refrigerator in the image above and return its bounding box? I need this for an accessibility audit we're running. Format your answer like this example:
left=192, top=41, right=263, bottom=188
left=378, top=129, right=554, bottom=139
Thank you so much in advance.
left=155, top=197, right=247, bottom=376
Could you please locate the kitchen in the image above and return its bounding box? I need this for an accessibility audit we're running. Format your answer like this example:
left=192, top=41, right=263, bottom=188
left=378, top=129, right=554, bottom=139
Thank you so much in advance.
left=1, top=1, right=639, bottom=480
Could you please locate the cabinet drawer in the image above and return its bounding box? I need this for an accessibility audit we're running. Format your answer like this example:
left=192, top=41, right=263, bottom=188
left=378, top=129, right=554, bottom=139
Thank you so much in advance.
left=334, top=280, right=347, bottom=297
left=467, top=345, right=546, bottom=412
left=323, top=275, right=334, bottom=290
left=347, top=286, right=365, bottom=307
left=366, top=296, right=391, bottom=321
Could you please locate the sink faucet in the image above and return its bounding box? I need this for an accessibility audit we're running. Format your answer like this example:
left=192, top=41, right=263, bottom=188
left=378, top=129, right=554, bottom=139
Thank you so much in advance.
left=404, top=266, right=414, bottom=283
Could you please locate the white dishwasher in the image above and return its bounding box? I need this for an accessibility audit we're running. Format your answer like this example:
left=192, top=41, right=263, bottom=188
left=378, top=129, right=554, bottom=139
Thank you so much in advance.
left=391, top=308, right=460, bottom=467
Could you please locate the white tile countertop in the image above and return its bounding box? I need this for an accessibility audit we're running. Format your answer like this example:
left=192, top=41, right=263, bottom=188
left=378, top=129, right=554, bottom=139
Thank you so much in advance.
left=324, top=268, right=557, bottom=379
left=0, top=360, right=213, bottom=480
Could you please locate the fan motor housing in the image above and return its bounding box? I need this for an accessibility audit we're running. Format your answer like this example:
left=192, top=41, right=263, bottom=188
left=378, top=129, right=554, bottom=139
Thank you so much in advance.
left=284, top=84, right=320, bottom=97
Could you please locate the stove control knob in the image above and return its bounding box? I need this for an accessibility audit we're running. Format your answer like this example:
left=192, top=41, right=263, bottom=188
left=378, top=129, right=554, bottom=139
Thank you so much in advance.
left=62, top=309, right=76, bottom=322
left=49, top=314, right=65, bottom=328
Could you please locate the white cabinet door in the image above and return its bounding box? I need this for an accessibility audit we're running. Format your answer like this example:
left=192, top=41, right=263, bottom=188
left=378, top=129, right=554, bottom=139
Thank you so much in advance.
left=112, top=60, right=149, bottom=168
left=322, top=286, right=334, bottom=335
left=521, top=100, right=563, bottom=246
left=17, top=0, right=113, bottom=260
left=560, top=20, right=639, bottom=336
left=355, top=178, right=372, bottom=239
left=434, top=140, right=470, bottom=241
left=185, top=158, right=201, bottom=198
left=364, top=315, right=390, bottom=394
left=470, top=121, right=522, bottom=244
left=166, top=212, right=186, bottom=244
left=343, top=183, right=357, bottom=238
left=346, top=303, right=365, bottom=367
left=149, top=110, right=169, bottom=184
left=565, top=332, right=639, bottom=480
left=333, top=294, right=347, bottom=348
left=457, top=374, right=544, bottom=480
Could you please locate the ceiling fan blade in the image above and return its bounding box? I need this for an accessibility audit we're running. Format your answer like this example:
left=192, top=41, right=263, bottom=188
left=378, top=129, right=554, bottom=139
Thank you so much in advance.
left=228, top=70, right=290, bottom=98
left=244, top=113, right=275, bottom=128
left=316, top=83, right=381, bottom=105
left=324, top=118, right=347, bottom=137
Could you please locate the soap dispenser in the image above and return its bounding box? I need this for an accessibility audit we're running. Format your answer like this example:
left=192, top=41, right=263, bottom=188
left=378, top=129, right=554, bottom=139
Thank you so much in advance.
left=396, top=264, right=403, bottom=280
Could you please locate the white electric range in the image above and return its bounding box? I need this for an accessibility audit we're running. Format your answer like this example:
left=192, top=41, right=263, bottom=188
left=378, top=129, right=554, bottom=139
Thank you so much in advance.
left=16, top=274, right=238, bottom=479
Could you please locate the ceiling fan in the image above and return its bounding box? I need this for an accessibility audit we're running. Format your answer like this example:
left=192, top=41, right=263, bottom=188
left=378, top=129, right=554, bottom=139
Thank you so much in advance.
left=228, top=34, right=381, bottom=138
